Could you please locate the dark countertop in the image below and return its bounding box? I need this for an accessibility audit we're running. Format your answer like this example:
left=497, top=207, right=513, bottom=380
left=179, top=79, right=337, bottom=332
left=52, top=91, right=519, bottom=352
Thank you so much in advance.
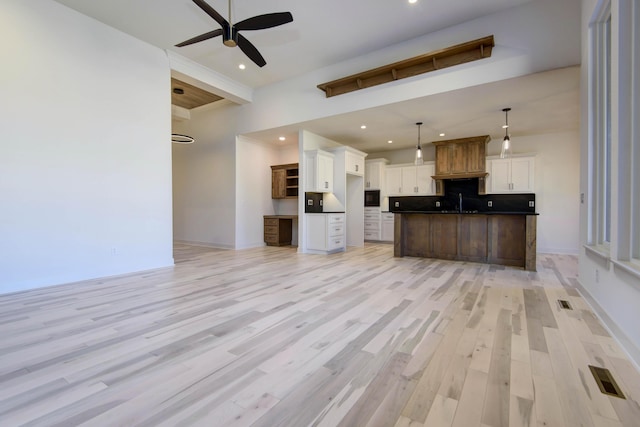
left=394, top=211, right=539, bottom=215
left=264, top=215, right=299, bottom=219
left=305, top=211, right=346, bottom=214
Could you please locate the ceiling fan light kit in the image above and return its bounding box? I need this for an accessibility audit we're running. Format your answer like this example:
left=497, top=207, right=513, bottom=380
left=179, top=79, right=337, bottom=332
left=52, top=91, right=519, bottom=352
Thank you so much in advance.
left=175, top=0, right=293, bottom=67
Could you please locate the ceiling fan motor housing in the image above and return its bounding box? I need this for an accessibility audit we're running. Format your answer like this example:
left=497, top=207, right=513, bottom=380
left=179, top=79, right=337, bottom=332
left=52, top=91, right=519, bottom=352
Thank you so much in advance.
left=223, top=26, right=238, bottom=47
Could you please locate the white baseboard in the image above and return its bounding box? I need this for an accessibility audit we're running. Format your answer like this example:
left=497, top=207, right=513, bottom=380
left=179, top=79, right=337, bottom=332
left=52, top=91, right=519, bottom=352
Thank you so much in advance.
left=537, top=247, right=580, bottom=255
left=173, top=240, right=234, bottom=250
left=575, top=279, right=640, bottom=371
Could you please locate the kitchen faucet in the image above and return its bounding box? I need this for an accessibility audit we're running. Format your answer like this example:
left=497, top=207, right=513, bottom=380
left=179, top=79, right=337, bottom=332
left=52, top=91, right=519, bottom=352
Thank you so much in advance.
left=458, top=193, right=463, bottom=213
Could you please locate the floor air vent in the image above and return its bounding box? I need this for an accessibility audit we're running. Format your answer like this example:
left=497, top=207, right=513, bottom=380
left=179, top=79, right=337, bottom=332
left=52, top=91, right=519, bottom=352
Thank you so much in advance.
left=558, top=299, right=573, bottom=310
left=589, top=365, right=626, bottom=399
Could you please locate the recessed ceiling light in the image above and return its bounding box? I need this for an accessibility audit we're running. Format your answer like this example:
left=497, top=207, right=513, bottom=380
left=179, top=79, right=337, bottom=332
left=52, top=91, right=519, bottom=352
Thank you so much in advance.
left=388, top=140, right=393, bottom=144
left=361, top=125, right=367, bottom=129
left=408, top=0, right=418, bottom=4
left=279, top=136, right=286, bottom=141
left=239, top=63, right=246, bottom=70
left=439, top=133, right=445, bottom=137
left=172, top=88, right=184, bottom=95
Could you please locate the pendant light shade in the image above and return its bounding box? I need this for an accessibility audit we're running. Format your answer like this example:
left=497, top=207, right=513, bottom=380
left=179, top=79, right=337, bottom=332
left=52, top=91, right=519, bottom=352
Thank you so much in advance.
left=414, top=122, right=424, bottom=165
left=500, top=108, right=512, bottom=159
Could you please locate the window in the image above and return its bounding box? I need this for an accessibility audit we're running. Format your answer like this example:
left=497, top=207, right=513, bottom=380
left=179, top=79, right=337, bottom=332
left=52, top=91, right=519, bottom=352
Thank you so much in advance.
left=630, top=0, right=640, bottom=264
left=603, top=14, right=612, bottom=245
left=593, top=0, right=640, bottom=275
left=589, top=3, right=612, bottom=249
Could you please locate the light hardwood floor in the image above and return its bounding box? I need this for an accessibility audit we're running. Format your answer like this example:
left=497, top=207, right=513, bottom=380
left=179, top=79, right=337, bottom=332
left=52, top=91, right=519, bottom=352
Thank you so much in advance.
left=1, top=243, right=639, bottom=426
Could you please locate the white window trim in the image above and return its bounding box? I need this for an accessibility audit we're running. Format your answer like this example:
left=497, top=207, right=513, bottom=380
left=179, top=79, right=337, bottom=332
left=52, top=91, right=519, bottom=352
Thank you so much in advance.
left=589, top=0, right=640, bottom=278
left=587, top=0, right=612, bottom=254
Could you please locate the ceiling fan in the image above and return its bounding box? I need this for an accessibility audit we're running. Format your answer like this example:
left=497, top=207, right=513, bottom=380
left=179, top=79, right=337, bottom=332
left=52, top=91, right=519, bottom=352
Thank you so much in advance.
left=175, top=0, right=293, bottom=68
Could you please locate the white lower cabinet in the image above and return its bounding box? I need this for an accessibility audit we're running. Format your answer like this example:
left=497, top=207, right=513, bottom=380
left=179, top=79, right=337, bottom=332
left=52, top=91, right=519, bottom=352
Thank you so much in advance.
left=364, top=207, right=381, bottom=241
left=306, top=213, right=345, bottom=254
left=381, top=212, right=395, bottom=242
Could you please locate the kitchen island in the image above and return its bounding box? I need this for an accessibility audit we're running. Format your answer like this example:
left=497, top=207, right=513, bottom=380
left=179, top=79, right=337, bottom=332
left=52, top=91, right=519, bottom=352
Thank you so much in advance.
left=393, top=212, right=537, bottom=271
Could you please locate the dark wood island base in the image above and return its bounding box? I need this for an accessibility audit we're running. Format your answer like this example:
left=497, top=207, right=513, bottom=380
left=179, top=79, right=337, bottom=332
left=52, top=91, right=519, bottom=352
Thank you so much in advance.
left=394, top=213, right=537, bottom=271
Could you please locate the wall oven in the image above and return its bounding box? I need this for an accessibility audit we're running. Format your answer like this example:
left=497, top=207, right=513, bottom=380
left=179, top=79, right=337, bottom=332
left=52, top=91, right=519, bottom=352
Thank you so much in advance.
left=364, top=190, right=381, bottom=207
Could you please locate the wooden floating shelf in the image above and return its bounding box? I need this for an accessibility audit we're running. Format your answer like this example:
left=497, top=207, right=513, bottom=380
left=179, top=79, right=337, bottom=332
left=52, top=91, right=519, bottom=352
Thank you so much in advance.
left=317, top=35, right=495, bottom=98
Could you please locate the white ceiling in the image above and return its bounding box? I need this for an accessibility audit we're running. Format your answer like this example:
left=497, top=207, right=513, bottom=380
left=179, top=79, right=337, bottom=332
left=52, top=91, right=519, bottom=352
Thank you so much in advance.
left=53, top=0, right=534, bottom=88
left=245, top=65, right=580, bottom=153
left=53, top=0, right=580, bottom=152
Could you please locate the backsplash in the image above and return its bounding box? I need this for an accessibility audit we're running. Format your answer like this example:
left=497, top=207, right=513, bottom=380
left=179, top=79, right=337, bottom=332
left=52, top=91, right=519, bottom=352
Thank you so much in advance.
left=390, top=178, right=536, bottom=213
left=305, top=192, right=323, bottom=213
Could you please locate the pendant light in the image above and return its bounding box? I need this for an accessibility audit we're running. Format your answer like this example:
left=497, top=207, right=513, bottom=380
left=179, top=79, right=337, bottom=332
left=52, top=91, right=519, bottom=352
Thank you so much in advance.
left=500, top=108, right=512, bottom=159
left=172, top=133, right=195, bottom=144
left=414, top=122, right=424, bottom=165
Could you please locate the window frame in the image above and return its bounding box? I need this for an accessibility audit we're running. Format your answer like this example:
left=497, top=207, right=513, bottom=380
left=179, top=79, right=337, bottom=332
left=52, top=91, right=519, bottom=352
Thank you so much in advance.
left=588, top=1, right=612, bottom=252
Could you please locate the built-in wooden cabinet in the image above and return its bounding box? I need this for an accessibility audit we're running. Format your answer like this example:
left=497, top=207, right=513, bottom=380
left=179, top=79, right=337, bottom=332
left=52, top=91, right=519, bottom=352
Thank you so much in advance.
left=385, top=163, right=435, bottom=196
left=305, top=150, right=334, bottom=193
left=271, top=163, right=299, bottom=199
left=306, top=213, right=345, bottom=253
left=264, top=216, right=295, bottom=246
left=487, top=215, right=526, bottom=267
left=432, top=135, right=489, bottom=179
left=364, top=159, right=388, bottom=189
left=459, top=215, right=489, bottom=262
left=486, top=156, right=535, bottom=193
left=394, top=213, right=537, bottom=271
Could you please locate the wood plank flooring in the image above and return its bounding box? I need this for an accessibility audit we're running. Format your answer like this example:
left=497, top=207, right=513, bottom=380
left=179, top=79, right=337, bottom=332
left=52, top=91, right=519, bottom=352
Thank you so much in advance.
left=1, top=243, right=639, bottom=426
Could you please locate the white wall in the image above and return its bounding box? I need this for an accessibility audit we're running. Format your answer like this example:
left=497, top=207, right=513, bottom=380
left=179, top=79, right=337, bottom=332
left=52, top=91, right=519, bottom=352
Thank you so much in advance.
left=172, top=103, right=239, bottom=249
left=174, top=118, right=300, bottom=250
left=234, top=138, right=298, bottom=249
left=578, top=0, right=640, bottom=366
left=0, top=0, right=173, bottom=294
left=488, top=132, right=581, bottom=255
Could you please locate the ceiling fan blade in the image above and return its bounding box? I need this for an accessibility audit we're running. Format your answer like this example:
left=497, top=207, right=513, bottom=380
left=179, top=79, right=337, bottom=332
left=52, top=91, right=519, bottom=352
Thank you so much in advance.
left=235, top=12, right=293, bottom=31
left=192, top=0, right=229, bottom=29
left=237, top=33, right=266, bottom=67
left=175, top=29, right=223, bottom=47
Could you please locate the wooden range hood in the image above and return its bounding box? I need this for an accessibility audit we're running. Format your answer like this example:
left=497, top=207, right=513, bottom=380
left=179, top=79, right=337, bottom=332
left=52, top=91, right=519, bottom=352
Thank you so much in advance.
left=431, top=135, right=490, bottom=179
left=431, top=135, right=490, bottom=194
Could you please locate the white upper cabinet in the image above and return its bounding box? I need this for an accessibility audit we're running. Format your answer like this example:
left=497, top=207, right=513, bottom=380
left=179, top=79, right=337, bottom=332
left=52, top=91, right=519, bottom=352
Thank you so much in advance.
left=331, top=146, right=367, bottom=177
left=486, top=156, right=535, bottom=193
left=305, top=149, right=334, bottom=193
left=416, top=163, right=435, bottom=194
left=510, top=157, right=535, bottom=191
left=385, top=167, right=404, bottom=195
left=345, top=150, right=365, bottom=176
left=385, top=163, right=435, bottom=196
left=364, top=158, right=388, bottom=189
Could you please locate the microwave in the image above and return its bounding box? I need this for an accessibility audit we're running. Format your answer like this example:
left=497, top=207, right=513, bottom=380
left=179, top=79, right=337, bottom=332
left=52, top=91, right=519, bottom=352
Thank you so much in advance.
left=364, top=190, right=381, bottom=207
